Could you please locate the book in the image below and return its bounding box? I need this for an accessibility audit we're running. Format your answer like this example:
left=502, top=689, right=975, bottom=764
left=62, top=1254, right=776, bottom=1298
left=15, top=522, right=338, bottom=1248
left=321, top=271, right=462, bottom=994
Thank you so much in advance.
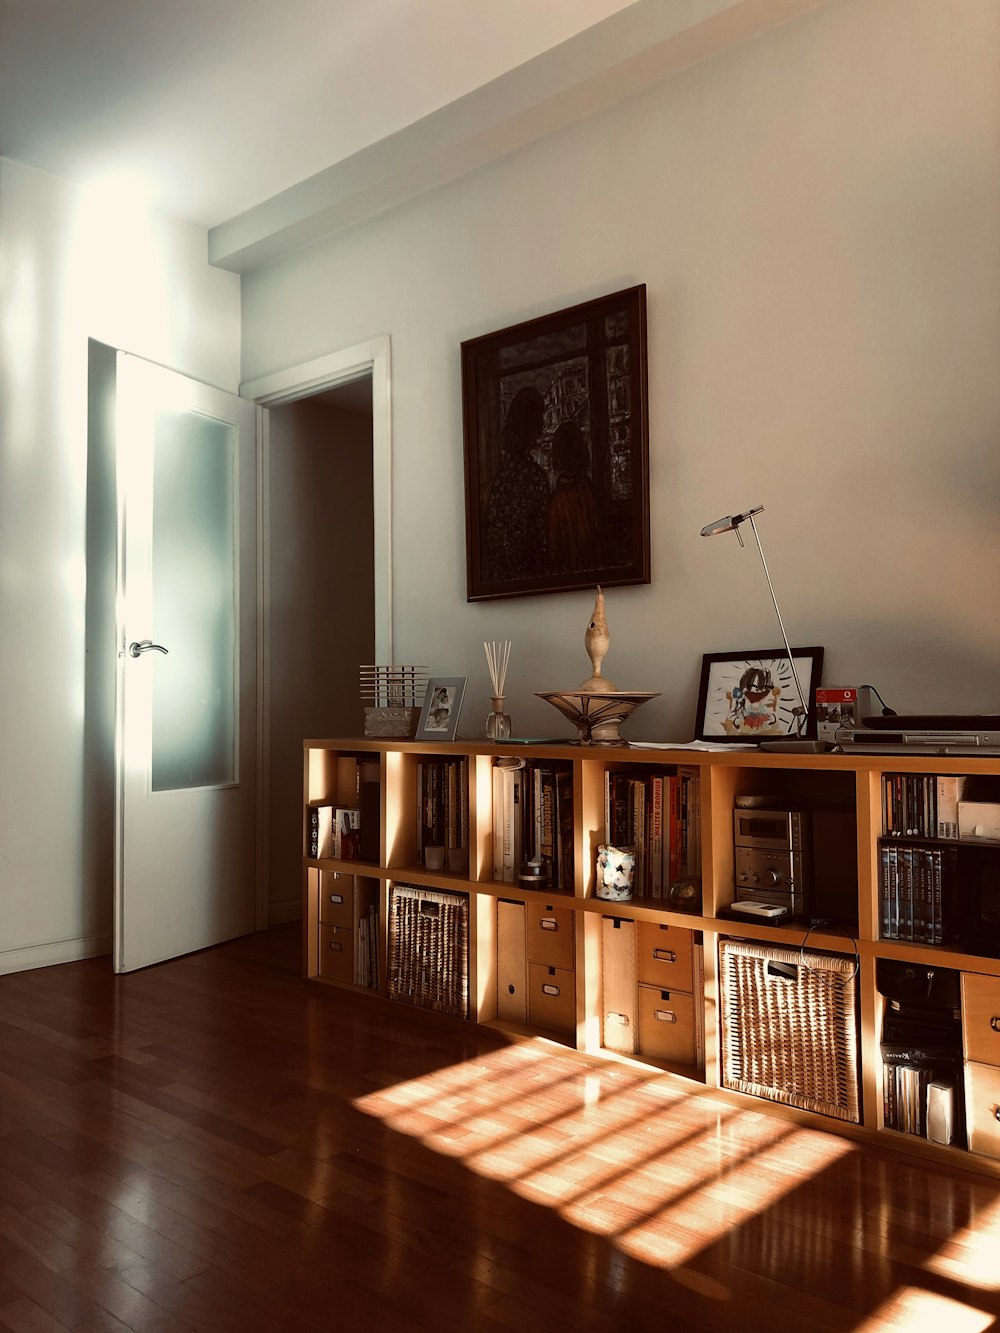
left=681, top=767, right=701, bottom=876
left=936, top=775, right=967, bottom=839
left=555, top=769, right=574, bottom=891
left=879, top=843, right=892, bottom=939
left=630, top=777, right=646, bottom=895
left=359, top=761, right=380, bottom=862
left=335, top=755, right=360, bottom=806
left=538, top=768, right=556, bottom=882
left=308, top=803, right=334, bottom=859
left=332, top=808, right=361, bottom=860
left=649, top=775, right=664, bottom=898
left=493, top=757, right=527, bottom=882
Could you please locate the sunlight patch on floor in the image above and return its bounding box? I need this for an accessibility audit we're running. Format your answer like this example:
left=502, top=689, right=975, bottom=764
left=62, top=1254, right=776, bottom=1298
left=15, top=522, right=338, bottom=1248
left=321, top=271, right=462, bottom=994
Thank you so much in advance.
left=354, top=1036, right=854, bottom=1269
left=924, top=1192, right=1000, bottom=1291
left=854, top=1287, right=995, bottom=1332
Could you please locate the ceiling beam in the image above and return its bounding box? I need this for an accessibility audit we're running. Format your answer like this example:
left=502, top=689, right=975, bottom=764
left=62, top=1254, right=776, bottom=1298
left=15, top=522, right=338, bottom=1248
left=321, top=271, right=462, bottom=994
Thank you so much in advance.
left=208, top=0, right=831, bottom=274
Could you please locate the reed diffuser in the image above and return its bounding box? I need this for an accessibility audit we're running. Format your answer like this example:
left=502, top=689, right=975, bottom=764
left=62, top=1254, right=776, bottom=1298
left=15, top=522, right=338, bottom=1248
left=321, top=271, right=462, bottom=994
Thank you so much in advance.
left=483, top=640, right=512, bottom=741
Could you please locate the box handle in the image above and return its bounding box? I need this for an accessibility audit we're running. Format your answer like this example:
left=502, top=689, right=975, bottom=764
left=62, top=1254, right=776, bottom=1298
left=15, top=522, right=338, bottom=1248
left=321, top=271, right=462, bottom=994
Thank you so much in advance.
left=328, top=940, right=343, bottom=953
left=652, top=949, right=676, bottom=963
left=991, top=1016, right=1000, bottom=1033
left=328, top=893, right=344, bottom=904
left=654, top=1009, right=677, bottom=1023
left=540, top=919, right=558, bottom=932
left=542, top=983, right=561, bottom=997
left=767, top=961, right=798, bottom=982
left=607, top=1011, right=630, bottom=1026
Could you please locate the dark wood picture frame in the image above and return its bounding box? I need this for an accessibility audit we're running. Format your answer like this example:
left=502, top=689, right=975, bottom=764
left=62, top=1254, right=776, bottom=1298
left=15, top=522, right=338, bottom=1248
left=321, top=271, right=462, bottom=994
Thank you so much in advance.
left=462, top=285, right=650, bottom=601
left=695, top=647, right=825, bottom=742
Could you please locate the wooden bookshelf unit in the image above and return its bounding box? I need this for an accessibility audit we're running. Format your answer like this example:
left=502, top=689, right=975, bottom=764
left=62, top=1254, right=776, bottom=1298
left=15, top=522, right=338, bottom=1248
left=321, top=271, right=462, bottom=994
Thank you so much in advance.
left=303, top=738, right=1000, bottom=1177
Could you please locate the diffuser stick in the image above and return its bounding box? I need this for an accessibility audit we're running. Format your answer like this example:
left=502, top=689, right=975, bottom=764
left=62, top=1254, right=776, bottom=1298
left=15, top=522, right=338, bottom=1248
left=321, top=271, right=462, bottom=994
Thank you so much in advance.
left=484, top=640, right=511, bottom=696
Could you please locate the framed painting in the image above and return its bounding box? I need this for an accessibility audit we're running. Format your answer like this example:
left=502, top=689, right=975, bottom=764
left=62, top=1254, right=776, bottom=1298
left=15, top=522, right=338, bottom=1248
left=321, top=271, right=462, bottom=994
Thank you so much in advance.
left=461, top=285, right=650, bottom=601
left=695, top=648, right=825, bottom=742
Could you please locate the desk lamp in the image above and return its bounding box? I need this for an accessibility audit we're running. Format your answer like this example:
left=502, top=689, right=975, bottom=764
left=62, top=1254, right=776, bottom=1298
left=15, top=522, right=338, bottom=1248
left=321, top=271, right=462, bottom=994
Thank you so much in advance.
left=700, top=505, right=814, bottom=746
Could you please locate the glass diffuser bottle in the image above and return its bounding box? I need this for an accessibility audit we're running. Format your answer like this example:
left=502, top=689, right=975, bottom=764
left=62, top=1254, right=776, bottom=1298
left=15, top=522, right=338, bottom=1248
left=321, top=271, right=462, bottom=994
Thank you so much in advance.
left=486, top=695, right=511, bottom=740
left=484, top=640, right=512, bottom=741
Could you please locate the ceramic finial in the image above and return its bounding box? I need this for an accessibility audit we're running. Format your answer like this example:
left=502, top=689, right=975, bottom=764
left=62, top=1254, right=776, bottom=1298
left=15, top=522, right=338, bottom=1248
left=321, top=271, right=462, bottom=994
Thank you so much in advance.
left=579, top=586, right=617, bottom=692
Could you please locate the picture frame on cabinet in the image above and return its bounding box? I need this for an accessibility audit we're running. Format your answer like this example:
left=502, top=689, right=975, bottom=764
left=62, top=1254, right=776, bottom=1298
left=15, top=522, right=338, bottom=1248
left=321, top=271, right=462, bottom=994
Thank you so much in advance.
left=461, top=285, right=650, bottom=601
left=695, top=647, right=825, bottom=742
left=416, top=677, right=468, bottom=743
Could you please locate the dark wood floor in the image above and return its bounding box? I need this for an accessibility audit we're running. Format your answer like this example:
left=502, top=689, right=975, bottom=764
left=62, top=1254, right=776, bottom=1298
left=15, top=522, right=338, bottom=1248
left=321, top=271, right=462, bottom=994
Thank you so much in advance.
left=1, top=927, right=998, bottom=1332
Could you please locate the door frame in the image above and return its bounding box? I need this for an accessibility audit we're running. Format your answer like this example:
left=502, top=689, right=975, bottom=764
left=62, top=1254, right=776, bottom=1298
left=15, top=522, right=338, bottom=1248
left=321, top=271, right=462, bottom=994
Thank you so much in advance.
left=241, top=335, right=392, bottom=928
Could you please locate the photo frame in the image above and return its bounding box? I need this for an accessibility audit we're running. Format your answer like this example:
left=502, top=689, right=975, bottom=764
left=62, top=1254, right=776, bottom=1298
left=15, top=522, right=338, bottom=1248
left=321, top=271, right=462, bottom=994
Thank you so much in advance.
left=695, top=648, right=825, bottom=742
left=415, top=677, right=468, bottom=743
left=461, top=285, right=650, bottom=601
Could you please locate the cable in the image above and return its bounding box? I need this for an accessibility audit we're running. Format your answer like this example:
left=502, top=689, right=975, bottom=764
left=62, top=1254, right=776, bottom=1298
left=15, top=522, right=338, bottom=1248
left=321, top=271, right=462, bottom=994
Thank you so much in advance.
left=799, top=921, right=860, bottom=983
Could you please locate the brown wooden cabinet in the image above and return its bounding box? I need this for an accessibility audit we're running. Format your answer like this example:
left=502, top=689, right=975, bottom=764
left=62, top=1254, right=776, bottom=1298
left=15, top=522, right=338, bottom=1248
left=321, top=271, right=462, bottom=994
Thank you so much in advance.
left=303, top=737, right=1000, bottom=1177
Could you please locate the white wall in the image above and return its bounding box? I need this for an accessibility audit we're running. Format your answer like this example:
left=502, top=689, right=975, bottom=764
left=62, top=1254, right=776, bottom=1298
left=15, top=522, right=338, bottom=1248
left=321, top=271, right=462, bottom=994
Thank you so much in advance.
left=0, top=157, right=241, bottom=973
left=241, top=0, right=1000, bottom=741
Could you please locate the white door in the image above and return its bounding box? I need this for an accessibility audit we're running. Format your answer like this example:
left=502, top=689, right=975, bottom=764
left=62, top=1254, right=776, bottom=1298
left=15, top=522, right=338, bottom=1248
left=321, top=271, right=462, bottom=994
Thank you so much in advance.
left=114, top=353, right=257, bottom=973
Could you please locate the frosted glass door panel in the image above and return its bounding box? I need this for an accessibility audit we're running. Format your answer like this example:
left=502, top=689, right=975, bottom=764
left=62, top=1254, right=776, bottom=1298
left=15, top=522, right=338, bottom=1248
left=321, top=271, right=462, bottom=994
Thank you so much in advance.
left=151, top=410, right=238, bottom=792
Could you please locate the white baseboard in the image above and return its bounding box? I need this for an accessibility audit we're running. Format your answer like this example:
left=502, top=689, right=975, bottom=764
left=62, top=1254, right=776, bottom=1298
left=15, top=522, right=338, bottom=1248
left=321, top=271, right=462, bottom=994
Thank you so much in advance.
left=0, top=934, right=112, bottom=976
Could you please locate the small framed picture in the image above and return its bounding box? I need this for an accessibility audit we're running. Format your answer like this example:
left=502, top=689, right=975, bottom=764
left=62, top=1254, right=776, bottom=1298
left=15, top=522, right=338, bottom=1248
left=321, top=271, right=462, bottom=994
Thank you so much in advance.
left=416, top=677, right=468, bottom=743
left=695, top=647, right=825, bottom=742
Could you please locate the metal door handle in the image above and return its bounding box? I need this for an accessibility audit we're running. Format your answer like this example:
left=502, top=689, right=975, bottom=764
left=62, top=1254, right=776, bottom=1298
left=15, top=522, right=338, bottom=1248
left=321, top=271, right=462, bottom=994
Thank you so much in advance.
left=129, top=640, right=169, bottom=658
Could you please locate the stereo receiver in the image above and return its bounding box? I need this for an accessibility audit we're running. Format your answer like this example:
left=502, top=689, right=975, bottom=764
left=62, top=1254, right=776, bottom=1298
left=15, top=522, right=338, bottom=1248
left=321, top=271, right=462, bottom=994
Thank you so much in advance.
left=733, top=799, right=808, bottom=918
left=732, top=795, right=858, bottom=923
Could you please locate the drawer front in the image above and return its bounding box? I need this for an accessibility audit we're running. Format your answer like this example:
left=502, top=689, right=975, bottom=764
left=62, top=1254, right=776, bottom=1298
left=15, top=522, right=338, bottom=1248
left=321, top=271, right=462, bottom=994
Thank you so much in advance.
left=964, top=1060, right=1000, bottom=1160
left=601, top=916, right=637, bottom=1055
left=638, top=986, right=697, bottom=1065
left=497, top=900, right=528, bottom=1024
left=636, top=921, right=694, bottom=992
left=527, top=963, right=576, bottom=1034
left=962, top=972, right=1000, bottom=1066
left=526, top=901, right=575, bottom=970
left=319, top=924, right=355, bottom=984
left=320, top=874, right=355, bottom=927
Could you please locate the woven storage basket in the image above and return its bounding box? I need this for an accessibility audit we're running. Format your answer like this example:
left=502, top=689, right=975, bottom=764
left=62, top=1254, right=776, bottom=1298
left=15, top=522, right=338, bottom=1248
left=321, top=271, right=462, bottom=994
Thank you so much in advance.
left=388, top=884, right=469, bottom=1019
left=718, top=938, right=860, bottom=1123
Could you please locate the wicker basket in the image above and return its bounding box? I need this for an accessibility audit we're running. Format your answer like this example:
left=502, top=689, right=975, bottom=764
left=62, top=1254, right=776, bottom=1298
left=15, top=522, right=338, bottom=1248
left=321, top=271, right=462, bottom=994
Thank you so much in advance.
left=388, top=884, right=469, bottom=1019
left=718, top=938, right=860, bottom=1123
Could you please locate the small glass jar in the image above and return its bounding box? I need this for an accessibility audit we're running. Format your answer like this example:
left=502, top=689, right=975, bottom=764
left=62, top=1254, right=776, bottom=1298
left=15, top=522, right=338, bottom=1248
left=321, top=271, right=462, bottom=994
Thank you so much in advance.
left=486, top=695, right=512, bottom=741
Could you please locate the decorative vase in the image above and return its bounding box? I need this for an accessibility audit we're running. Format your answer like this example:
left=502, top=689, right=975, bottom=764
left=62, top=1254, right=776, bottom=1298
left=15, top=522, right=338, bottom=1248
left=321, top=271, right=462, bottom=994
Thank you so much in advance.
left=486, top=696, right=511, bottom=741
left=595, top=844, right=636, bottom=901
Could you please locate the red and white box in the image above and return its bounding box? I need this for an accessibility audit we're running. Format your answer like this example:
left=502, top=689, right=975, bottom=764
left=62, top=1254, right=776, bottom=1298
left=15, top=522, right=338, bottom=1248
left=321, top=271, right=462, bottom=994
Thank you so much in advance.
left=815, top=686, right=878, bottom=741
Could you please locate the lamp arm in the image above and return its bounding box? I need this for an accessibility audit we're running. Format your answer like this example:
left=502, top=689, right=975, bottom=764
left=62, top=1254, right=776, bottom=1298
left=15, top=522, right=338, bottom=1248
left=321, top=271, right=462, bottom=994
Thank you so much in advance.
left=747, top=512, right=807, bottom=733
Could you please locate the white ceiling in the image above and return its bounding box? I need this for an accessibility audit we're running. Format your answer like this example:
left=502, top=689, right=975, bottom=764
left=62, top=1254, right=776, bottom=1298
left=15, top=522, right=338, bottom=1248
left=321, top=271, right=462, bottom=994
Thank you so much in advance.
left=0, top=0, right=639, bottom=228
left=0, top=0, right=830, bottom=270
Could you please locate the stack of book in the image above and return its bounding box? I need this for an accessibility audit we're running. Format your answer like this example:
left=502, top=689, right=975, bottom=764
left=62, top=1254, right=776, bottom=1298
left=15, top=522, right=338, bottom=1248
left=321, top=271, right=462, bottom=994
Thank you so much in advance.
left=307, top=754, right=380, bottom=862
left=356, top=900, right=379, bottom=988
left=877, top=842, right=958, bottom=943
left=491, top=758, right=574, bottom=889
left=882, top=772, right=966, bottom=839
left=416, top=757, right=469, bottom=864
left=604, top=767, right=700, bottom=899
left=307, top=804, right=361, bottom=860
left=878, top=773, right=967, bottom=943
